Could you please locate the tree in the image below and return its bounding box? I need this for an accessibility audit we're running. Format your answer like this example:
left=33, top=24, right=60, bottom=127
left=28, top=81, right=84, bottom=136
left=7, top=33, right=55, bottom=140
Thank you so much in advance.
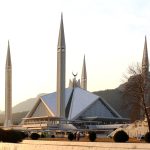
left=123, top=63, right=150, bottom=131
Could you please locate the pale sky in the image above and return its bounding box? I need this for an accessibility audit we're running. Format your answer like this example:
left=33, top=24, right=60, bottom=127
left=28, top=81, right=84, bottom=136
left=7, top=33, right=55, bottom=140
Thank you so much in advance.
left=0, top=0, right=150, bottom=110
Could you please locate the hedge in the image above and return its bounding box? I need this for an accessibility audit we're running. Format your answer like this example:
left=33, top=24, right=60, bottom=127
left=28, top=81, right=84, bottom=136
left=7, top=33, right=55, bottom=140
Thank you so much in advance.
left=144, top=132, right=150, bottom=143
left=0, top=129, right=27, bottom=143
left=88, top=131, right=96, bottom=142
left=68, top=132, right=74, bottom=141
left=113, top=130, right=129, bottom=142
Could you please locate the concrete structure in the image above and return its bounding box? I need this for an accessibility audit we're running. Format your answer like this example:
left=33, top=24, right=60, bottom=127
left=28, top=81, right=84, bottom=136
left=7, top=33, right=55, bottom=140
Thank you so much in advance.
left=141, top=36, right=150, bottom=113
left=22, top=15, right=129, bottom=130
left=57, top=14, right=66, bottom=118
left=81, top=55, right=87, bottom=90
left=22, top=87, right=129, bottom=129
left=142, top=36, right=149, bottom=79
left=69, top=73, right=80, bottom=88
left=4, top=41, right=12, bottom=127
left=68, top=55, right=87, bottom=89
left=1, top=140, right=150, bottom=150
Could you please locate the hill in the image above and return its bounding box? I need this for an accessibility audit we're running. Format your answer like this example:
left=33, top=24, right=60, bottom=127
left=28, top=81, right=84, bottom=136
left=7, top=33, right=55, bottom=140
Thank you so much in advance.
left=94, top=88, right=130, bottom=118
left=0, top=98, right=37, bottom=125
left=12, top=98, right=37, bottom=113
left=0, top=94, right=44, bottom=125
left=0, top=111, right=28, bottom=125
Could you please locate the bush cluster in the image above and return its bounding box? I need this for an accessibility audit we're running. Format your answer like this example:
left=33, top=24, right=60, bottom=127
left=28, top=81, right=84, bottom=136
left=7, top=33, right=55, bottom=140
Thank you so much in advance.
left=113, top=130, right=129, bottom=142
left=68, top=132, right=74, bottom=141
left=0, top=128, right=27, bottom=143
left=88, top=131, right=96, bottom=142
left=30, top=133, right=40, bottom=140
left=144, top=132, right=150, bottom=143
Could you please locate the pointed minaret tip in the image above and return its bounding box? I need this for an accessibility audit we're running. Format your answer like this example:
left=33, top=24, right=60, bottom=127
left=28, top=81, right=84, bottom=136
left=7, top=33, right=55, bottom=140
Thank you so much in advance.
left=142, top=36, right=149, bottom=74
left=8, top=40, right=10, bottom=47
left=57, top=13, right=66, bottom=49
left=81, top=55, right=87, bottom=90
left=144, top=35, right=147, bottom=49
left=6, top=40, right=11, bottom=68
left=82, top=55, right=87, bottom=78
left=61, top=12, right=63, bottom=19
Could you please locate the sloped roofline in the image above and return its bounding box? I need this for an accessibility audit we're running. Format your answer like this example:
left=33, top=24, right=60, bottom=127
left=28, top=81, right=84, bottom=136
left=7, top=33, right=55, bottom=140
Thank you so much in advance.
left=40, top=97, right=55, bottom=116
left=24, top=96, right=54, bottom=119
left=71, top=89, right=122, bottom=120
left=71, top=97, right=100, bottom=120
left=99, top=96, right=122, bottom=118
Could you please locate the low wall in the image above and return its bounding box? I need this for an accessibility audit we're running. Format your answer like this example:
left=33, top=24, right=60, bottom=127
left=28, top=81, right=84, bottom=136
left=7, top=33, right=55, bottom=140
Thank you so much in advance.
left=0, top=140, right=150, bottom=150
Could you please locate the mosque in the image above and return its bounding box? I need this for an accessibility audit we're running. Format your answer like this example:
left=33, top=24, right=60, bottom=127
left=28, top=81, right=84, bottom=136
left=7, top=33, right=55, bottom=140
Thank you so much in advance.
left=5, top=14, right=149, bottom=130
left=20, top=15, right=129, bottom=130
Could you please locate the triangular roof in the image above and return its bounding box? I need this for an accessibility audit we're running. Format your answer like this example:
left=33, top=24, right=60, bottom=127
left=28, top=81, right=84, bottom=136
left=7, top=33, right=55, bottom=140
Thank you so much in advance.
left=68, top=88, right=100, bottom=120
left=25, top=87, right=122, bottom=120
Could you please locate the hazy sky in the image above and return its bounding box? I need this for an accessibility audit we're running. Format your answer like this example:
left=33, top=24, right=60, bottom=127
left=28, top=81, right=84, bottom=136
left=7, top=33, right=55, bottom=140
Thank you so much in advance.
left=0, top=0, right=150, bottom=110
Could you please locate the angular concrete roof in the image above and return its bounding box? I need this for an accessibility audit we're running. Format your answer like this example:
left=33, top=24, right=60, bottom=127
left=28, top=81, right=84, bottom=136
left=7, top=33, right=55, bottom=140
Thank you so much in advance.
left=26, top=87, right=122, bottom=121
left=41, top=88, right=73, bottom=116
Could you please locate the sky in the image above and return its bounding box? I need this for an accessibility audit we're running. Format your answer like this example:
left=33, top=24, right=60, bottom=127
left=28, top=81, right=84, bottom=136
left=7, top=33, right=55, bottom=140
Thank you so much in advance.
left=0, top=0, right=150, bottom=110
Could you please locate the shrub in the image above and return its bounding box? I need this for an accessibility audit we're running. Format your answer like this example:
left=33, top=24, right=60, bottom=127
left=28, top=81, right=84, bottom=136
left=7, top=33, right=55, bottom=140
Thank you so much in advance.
left=0, top=128, right=5, bottom=141
left=2, top=130, right=26, bottom=143
left=68, top=132, right=74, bottom=141
left=88, top=131, right=96, bottom=142
left=30, top=133, right=40, bottom=140
left=144, top=132, right=150, bottom=143
left=113, top=130, right=129, bottom=142
left=51, top=135, right=55, bottom=138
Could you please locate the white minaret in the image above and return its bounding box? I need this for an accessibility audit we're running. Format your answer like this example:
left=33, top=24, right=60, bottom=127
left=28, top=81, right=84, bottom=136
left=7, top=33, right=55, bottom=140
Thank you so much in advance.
left=56, top=14, right=66, bottom=118
left=4, top=41, right=12, bottom=127
left=142, top=36, right=149, bottom=79
left=81, top=55, right=87, bottom=90
left=142, top=36, right=150, bottom=108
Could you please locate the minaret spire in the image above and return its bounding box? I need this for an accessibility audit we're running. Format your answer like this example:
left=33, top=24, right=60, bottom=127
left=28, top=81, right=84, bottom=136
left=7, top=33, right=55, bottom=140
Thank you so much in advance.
left=142, top=36, right=149, bottom=78
left=81, top=55, right=87, bottom=90
left=4, top=40, right=12, bottom=127
left=57, top=13, right=66, bottom=49
left=56, top=14, right=66, bottom=118
left=6, top=41, right=11, bottom=67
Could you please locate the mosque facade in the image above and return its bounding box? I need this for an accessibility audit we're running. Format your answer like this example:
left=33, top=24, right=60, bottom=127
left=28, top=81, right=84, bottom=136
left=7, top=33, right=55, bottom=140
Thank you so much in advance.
left=4, top=15, right=150, bottom=130
left=21, top=15, right=129, bottom=130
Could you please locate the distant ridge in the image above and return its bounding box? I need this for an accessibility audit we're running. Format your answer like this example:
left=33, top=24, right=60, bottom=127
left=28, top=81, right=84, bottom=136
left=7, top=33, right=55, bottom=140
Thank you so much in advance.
left=0, top=98, right=37, bottom=115
left=12, top=93, right=46, bottom=113
left=94, top=88, right=130, bottom=118
left=12, top=98, right=37, bottom=113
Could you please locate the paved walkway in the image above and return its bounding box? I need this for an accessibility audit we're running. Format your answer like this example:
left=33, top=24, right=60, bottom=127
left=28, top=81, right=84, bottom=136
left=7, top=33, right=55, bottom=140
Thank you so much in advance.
left=0, top=140, right=150, bottom=150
